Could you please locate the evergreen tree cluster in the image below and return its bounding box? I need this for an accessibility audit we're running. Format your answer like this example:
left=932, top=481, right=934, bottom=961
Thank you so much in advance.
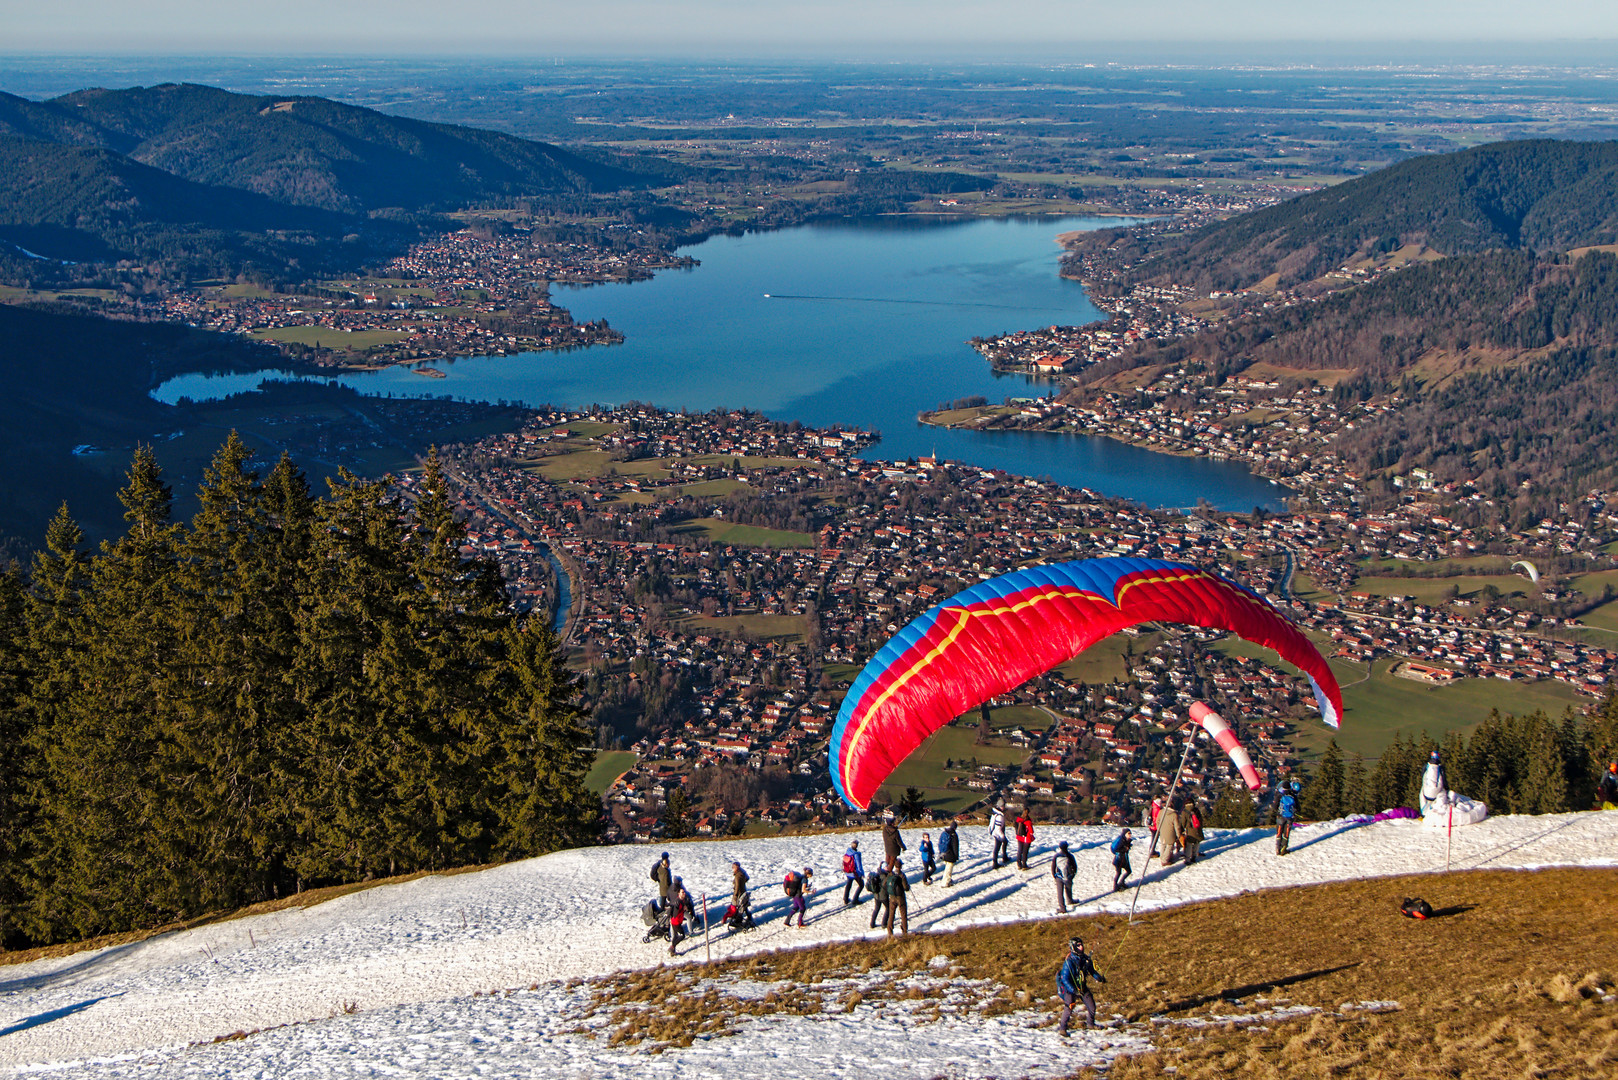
left=1297, top=695, right=1618, bottom=820
left=0, top=437, right=598, bottom=948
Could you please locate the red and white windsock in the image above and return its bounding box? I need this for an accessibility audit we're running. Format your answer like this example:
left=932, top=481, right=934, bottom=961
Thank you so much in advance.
left=1189, top=701, right=1262, bottom=791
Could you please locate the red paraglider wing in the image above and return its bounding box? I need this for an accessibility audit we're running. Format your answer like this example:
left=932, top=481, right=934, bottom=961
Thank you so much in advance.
left=829, top=558, right=1341, bottom=810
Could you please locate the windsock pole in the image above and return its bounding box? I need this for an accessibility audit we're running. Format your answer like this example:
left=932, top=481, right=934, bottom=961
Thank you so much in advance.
left=1129, top=723, right=1197, bottom=925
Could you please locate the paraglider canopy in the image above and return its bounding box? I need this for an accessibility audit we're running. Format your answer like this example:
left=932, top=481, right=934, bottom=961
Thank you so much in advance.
left=829, top=557, right=1344, bottom=810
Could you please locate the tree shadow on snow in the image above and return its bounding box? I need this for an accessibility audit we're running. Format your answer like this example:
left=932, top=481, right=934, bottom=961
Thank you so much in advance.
left=0, top=993, right=122, bottom=1037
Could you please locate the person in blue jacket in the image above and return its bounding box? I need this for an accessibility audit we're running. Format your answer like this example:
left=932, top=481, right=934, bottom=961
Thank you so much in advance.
left=1276, top=780, right=1300, bottom=856
left=842, top=840, right=867, bottom=905
left=1110, top=828, right=1133, bottom=892
left=1056, top=936, right=1106, bottom=1036
left=939, top=820, right=961, bottom=886
left=919, top=832, right=937, bottom=885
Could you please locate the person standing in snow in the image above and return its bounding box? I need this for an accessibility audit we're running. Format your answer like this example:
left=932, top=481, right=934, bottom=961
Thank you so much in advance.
left=1055, top=937, right=1106, bottom=1036
left=1156, top=796, right=1182, bottom=866
left=883, top=856, right=910, bottom=936
left=868, top=865, right=891, bottom=929
left=1014, top=809, right=1034, bottom=871
left=842, top=841, right=867, bottom=905
left=939, top=820, right=961, bottom=886
left=652, top=851, right=673, bottom=910
left=989, top=803, right=1009, bottom=869
left=732, top=860, right=750, bottom=906
left=1276, top=780, right=1300, bottom=856
left=1110, top=828, right=1133, bottom=892
left=882, top=811, right=906, bottom=870
left=783, top=868, right=809, bottom=928
left=667, top=877, right=696, bottom=956
left=1051, top=840, right=1077, bottom=913
left=1180, top=802, right=1204, bottom=866
left=919, top=832, right=936, bottom=885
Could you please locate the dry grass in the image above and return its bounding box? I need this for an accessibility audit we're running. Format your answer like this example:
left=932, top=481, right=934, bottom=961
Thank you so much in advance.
left=574, top=868, right=1616, bottom=1076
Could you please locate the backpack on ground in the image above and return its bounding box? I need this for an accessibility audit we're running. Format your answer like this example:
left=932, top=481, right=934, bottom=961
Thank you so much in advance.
left=842, top=853, right=857, bottom=874
left=1400, top=896, right=1434, bottom=920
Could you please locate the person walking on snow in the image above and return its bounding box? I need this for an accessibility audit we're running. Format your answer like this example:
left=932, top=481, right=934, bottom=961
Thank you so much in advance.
left=867, top=865, right=890, bottom=929
left=1276, top=780, right=1300, bottom=855
left=1110, top=828, right=1133, bottom=892
left=919, top=832, right=936, bottom=885
left=1181, top=802, right=1204, bottom=866
left=882, top=811, right=906, bottom=870
left=783, top=867, right=810, bottom=927
left=1051, top=840, right=1077, bottom=913
left=989, top=803, right=1009, bottom=869
left=843, top=841, right=867, bottom=905
left=940, top=820, right=961, bottom=886
left=883, top=856, right=910, bottom=936
left=731, top=861, right=750, bottom=907
left=1056, top=937, right=1106, bottom=1036
left=1014, top=810, right=1034, bottom=871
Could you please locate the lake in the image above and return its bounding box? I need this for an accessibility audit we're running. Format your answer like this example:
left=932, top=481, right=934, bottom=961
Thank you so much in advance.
left=155, top=215, right=1285, bottom=511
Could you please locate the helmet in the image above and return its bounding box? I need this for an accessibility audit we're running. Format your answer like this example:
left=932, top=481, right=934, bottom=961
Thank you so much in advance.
left=1069, top=937, right=1085, bottom=952
left=1429, top=751, right=1442, bottom=763
left=1290, top=780, right=1302, bottom=792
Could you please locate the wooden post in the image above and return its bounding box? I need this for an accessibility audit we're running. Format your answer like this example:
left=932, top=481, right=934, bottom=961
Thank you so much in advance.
left=703, top=892, right=712, bottom=964
left=1445, top=805, right=1453, bottom=872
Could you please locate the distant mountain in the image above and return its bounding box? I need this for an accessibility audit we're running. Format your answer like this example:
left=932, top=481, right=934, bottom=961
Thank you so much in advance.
left=28, top=83, right=668, bottom=215
left=1072, top=139, right=1618, bottom=293
left=0, top=135, right=357, bottom=265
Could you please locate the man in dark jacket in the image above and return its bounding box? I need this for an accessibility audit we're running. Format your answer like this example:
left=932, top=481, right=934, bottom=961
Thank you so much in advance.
left=731, top=860, right=750, bottom=906
left=884, top=857, right=910, bottom=936
left=1051, top=840, right=1078, bottom=912
left=653, top=851, right=673, bottom=909
left=1277, top=781, right=1299, bottom=856
left=1110, top=828, right=1133, bottom=892
left=882, top=813, right=905, bottom=870
left=939, top=821, right=961, bottom=886
left=1055, top=936, right=1106, bottom=1035
left=1014, top=810, right=1034, bottom=871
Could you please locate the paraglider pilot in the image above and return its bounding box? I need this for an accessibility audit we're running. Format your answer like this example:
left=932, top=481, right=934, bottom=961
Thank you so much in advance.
left=1056, top=936, right=1106, bottom=1036
left=1276, top=780, right=1299, bottom=856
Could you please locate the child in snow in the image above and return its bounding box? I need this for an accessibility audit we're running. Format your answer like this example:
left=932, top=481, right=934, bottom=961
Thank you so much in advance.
left=919, top=833, right=936, bottom=885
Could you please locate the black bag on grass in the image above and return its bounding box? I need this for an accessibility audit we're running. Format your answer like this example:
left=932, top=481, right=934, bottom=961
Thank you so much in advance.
left=1400, top=897, right=1433, bottom=920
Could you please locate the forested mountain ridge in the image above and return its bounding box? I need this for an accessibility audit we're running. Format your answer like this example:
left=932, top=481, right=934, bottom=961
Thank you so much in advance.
left=1069, top=139, right=1618, bottom=293
left=14, top=83, right=669, bottom=215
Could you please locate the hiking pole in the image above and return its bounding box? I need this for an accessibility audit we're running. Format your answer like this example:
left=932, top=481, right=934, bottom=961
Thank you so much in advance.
left=1128, top=724, right=1197, bottom=926
left=703, top=892, right=712, bottom=964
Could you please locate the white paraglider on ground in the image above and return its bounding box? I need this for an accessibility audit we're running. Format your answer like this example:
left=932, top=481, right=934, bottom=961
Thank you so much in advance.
left=1420, top=752, right=1488, bottom=827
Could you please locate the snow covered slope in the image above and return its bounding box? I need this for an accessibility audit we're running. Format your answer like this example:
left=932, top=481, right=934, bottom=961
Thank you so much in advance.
left=2, top=811, right=1615, bottom=1076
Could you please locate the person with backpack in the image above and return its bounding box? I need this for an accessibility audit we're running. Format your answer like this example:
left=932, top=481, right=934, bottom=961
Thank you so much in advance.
left=883, top=856, right=910, bottom=936
left=1598, top=762, right=1618, bottom=810
left=1055, top=936, right=1106, bottom=1036
left=882, top=811, right=906, bottom=870
left=842, top=841, right=867, bottom=905
left=918, top=832, right=936, bottom=885
left=667, top=877, right=697, bottom=956
left=939, top=820, right=961, bottom=886
left=1110, top=827, right=1133, bottom=892
left=1181, top=802, right=1204, bottom=866
left=783, top=868, right=808, bottom=927
left=1014, top=810, right=1034, bottom=871
left=1051, top=840, right=1078, bottom=913
left=1276, top=780, right=1300, bottom=855
left=988, top=803, right=1009, bottom=869
left=867, top=866, right=890, bottom=930
left=732, top=860, right=750, bottom=906
left=652, top=851, right=672, bottom=910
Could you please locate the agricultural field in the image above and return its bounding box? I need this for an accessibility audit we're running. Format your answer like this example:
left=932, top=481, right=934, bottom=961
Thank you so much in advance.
left=673, top=612, right=808, bottom=644
left=584, top=751, right=639, bottom=795
left=249, top=326, right=412, bottom=351
left=1052, top=631, right=1164, bottom=684
left=670, top=519, right=816, bottom=549
left=877, top=705, right=1047, bottom=812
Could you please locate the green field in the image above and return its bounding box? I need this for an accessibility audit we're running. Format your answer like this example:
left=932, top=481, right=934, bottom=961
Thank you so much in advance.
left=1051, top=631, right=1163, bottom=684
left=675, top=612, right=808, bottom=644
left=1357, top=555, right=1521, bottom=576
left=877, top=706, right=1044, bottom=813
left=585, top=751, right=638, bottom=795
left=249, top=326, right=411, bottom=350
left=821, top=662, right=862, bottom=687
left=671, top=519, right=816, bottom=548
left=1352, top=574, right=1537, bottom=605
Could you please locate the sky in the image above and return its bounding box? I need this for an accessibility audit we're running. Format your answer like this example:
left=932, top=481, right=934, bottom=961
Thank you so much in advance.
left=5, top=1, right=1618, bottom=57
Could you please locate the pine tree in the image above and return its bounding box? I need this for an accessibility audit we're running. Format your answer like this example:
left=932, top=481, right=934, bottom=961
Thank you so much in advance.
left=899, top=787, right=927, bottom=819
left=1300, top=739, right=1345, bottom=820
left=1342, top=752, right=1370, bottom=815
left=663, top=787, right=691, bottom=840
left=0, top=562, right=30, bottom=946
left=1207, top=783, right=1256, bottom=827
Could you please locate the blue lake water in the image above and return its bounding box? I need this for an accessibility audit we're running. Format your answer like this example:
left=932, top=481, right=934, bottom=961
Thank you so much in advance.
left=154, top=215, right=1285, bottom=511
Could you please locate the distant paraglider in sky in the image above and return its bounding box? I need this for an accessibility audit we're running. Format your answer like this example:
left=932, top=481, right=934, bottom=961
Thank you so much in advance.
left=829, top=557, right=1344, bottom=811
left=1511, top=560, right=1540, bottom=584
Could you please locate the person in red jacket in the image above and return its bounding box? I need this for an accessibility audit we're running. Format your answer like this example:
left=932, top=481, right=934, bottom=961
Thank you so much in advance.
left=1014, top=810, right=1034, bottom=871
